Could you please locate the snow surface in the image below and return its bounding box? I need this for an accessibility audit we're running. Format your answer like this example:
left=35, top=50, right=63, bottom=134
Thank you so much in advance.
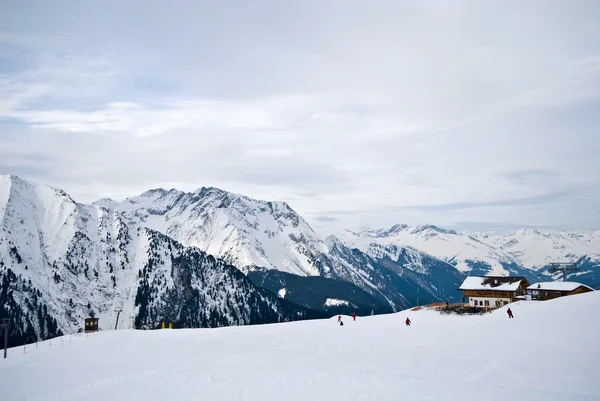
left=324, top=298, right=349, bottom=307
left=2, top=292, right=599, bottom=401
left=458, top=276, right=524, bottom=291
left=527, top=281, right=593, bottom=291
left=277, top=288, right=287, bottom=298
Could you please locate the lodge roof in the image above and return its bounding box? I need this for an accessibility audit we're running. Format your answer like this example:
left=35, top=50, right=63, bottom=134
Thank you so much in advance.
left=526, top=282, right=594, bottom=292
left=459, top=276, right=526, bottom=292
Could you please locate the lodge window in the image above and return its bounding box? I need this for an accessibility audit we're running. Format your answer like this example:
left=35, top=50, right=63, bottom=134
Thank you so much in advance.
left=484, top=300, right=489, bottom=306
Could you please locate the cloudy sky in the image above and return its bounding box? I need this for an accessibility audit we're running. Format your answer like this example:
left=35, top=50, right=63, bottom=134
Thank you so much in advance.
left=1, top=1, right=599, bottom=232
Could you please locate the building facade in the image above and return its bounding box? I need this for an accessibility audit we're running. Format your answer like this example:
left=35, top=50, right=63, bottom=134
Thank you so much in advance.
left=527, top=282, right=594, bottom=301
left=459, top=276, right=530, bottom=308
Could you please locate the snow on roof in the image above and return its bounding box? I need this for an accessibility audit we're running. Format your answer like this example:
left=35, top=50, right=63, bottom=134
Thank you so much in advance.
left=459, top=276, right=524, bottom=291
left=527, top=282, right=594, bottom=292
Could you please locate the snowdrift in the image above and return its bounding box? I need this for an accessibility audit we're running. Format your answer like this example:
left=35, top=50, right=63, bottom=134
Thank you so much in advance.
left=2, top=292, right=599, bottom=401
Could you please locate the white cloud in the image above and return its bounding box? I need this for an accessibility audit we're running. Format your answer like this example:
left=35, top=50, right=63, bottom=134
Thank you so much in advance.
left=0, top=0, right=599, bottom=230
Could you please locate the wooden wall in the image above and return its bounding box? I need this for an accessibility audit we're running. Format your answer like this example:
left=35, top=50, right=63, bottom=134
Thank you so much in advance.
left=463, top=290, right=515, bottom=299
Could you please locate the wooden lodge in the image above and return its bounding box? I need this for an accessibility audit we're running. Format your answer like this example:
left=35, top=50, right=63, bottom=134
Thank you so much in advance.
left=84, top=317, right=99, bottom=333
left=459, top=276, right=530, bottom=309
left=527, top=282, right=594, bottom=301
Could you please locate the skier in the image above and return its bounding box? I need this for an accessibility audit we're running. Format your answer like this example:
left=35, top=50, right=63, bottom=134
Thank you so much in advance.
left=340, top=320, right=344, bottom=326
left=405, top=317, right=411, bottom=326
left=352, top=312, right=357, bottom=321
left=337, top=315, right=342, bottom=323
left=507, top=308, right=514, bottom=319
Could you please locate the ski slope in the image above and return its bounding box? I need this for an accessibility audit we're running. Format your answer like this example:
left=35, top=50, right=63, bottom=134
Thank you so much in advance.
left=2, top=292, right=599, bottom=401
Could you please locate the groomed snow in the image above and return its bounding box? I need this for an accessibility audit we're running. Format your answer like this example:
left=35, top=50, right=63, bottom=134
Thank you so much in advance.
left=2, top=292, right=599, bottom=401
left=527, top=281, right=594, bottom=292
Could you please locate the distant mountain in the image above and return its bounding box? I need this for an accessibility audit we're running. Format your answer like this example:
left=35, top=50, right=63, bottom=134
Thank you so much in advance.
left=337, top=224, right=514, bottom=275
left=111, top=188, right=467, bottom=310
left=0, top=176, right=322, bottom=347
left=114, top=187, right=326, bottom=276
left=472, top=229, right=600, bottom=286
left=338, top=225, right=600, bottom=288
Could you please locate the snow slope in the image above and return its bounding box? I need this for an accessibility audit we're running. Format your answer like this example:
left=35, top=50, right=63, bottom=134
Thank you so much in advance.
left=2, top=292, right=598, bottom=401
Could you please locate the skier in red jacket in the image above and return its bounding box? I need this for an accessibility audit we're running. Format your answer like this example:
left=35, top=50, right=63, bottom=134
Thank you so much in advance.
left=405, top=317, right=411, bottom=326
left=337, top=315, right=342, bottom=323
left=507, top=308, right=514, bottom=319
left=352, top=312, right=357, bottom=321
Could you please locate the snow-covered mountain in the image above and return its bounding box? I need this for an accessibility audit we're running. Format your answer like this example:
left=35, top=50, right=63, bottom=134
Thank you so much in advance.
left=114, top=187, right=326, bottom=276
left=4, top=174, right=597, bottom=348
left=337, top=224, right=600, bottom=287
left=337, top=224, right=514, bottom=275
left=0, top=176, right=321, bottom=347
left=110, top=187, right=465, bottom=309
left=472, top=228, right=600, bottom=270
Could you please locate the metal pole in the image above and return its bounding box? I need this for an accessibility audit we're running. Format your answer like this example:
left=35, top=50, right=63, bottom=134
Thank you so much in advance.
left=3, top=322, right=8, bottom=359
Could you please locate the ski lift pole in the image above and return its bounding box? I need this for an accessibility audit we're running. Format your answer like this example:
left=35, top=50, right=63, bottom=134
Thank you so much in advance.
left=416, top=287, right=420, bottom=307
left=1, top=318, right=9, bottom=359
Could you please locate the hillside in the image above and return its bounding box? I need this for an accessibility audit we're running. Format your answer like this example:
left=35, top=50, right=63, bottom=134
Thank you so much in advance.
left=115, top=186, right=326, bottom=276
left=247, top=267, right=394, bottom=316
left=0, top=176, right=322, bottom=347
left=2, top=292, right=598, bottom=401
left=107, top=183, right=467, bottom=309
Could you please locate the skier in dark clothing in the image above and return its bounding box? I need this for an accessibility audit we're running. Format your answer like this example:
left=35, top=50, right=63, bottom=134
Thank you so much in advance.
left=507, top=308, right=514, bottom=318
left=405, top=317, right=411, bottom=326
left=340, top=321, right=344, bottom=326
left=352, top=313, right=357, bottom=321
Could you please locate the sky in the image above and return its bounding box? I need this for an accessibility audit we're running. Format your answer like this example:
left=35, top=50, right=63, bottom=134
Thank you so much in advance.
left=1, top=0, right=599, bottom=232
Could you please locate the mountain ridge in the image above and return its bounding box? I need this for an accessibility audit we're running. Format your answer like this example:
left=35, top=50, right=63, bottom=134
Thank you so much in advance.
left=2, top=174, right=598, bottom=349
left=0, top=175, right=324, bottom=347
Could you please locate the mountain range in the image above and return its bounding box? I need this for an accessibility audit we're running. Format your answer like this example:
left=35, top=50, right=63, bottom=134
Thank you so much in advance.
left=1, top=175, right=598, bottom=346
left=337, top=224, right=600, bottom=284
